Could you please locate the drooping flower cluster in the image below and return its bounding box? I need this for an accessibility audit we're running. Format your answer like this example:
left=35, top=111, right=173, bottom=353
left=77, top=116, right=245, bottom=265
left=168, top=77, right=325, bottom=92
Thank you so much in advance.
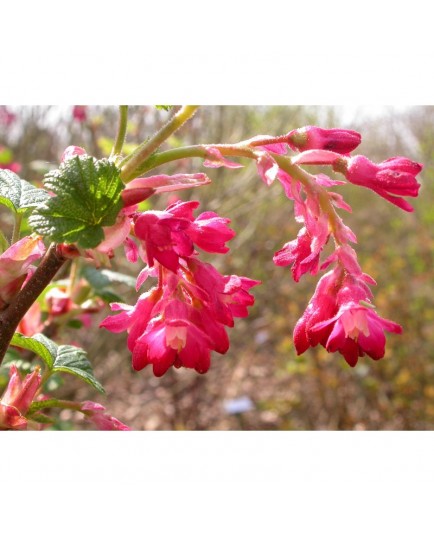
left=238, top=125, right=422, bottom=366
left=101, top=200, right=260, bottom=376
left=293, top=245, right=402, bottom=366
left=98, top=123, right=422, bottom=371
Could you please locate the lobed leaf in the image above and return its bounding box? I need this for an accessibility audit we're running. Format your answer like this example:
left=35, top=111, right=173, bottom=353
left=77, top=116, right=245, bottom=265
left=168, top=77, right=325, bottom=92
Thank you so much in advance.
left=28, top=155, right=124, bottom=249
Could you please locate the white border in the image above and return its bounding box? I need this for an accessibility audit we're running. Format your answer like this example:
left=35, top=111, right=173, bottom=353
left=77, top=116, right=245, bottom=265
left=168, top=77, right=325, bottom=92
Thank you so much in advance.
left=2, top=3, right=434, bottom=533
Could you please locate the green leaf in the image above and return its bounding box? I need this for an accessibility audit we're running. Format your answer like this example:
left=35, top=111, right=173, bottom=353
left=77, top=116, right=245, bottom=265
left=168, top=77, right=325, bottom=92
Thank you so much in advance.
left=10, top=333, right=105, bottom=394
left=0, top=169, right=50, bottom=213
left=28, top=155, right=124, bottom=249
left=81, top=265, right=136, bottom=290
left=67, top=319, right=83, bottom=329
left=95, top=289, right=124, bottom=303
left=10, top=332, right=56, bottom=368
left=52, top=345, right=104, bottom=394
left=155, top=105, right=173, bottom=111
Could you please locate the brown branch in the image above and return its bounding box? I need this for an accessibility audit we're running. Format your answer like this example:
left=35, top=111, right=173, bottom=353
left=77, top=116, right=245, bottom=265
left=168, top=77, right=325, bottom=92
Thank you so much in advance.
left=0, top=243, right=67, bottom=364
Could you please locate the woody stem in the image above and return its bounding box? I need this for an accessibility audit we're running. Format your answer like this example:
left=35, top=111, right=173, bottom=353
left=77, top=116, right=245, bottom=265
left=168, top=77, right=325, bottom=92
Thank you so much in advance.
left=0, top=243, right=67, bottom=364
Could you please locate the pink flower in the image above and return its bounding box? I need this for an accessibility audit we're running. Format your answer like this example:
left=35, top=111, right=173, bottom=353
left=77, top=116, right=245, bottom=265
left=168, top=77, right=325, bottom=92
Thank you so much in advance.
left=133, top=200, right=235, bottom=271
left=133, top=209, right=193, bottom=272
left=254, top=150, right=280, bottom=186
left=131, top=301, right=215, bottom=376
left=337, top=155, right=422, bottom=212
left=100, top=289, right=161, bottom=349
left=287, top=126, right=361, bottom=154
left=45, top=286, right=73, bottom=316
left=80, top=401, right=131, bottom=431
left=101, top=257, right=259, bottom=376
left=0, top=365, right=42, bottom=430
left=311, top=296, right=402, bottom=367
left=95, top=206, right=134, bottom=256
left=0, top=236, right=46, bottom=308
left=273, top=227, right=326, bottom=282
left=61, top=145, right=86, bottom=163
left=186, top=259, right=260, bottom=326
left=187, top=211, right=235, bottom=254
left=293, top=268, right=342, bottom=354
left=295, top=264, right=402, bottom=366
left=123, top=173, right=211, bottom=204
left=72, top=105, right=87, bottom=122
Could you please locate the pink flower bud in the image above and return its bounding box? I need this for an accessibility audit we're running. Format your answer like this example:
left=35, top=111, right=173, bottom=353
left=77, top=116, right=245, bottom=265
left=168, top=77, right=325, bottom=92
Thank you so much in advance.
left=61, top=145, right=86, bottom=163
left=72, top=105, right=87, bottom=122
left=81, top=401, right=131, bottom=431
left=293, top=268, right=342, bottom=354
left=287, top=126, right=361, bottom=154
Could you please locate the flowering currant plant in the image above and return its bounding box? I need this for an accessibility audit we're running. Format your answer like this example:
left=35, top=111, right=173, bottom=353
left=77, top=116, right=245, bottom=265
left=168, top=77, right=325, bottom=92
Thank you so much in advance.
left=0, top=105, right=422, bottom=430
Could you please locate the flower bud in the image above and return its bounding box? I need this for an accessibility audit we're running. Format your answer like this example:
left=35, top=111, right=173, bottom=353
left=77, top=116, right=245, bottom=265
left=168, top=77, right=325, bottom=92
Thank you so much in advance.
left=287, top=126, right=361, bottom=154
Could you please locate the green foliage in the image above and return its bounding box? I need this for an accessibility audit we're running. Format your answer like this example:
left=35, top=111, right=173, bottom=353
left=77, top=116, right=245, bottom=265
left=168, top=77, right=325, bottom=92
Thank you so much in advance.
left=0, top=169, right=49, bottom=213
left=81, top=264, right=136, bottom=303
left=155, top=105, right=173, bottom=111
left=10, top=332, right=105, bottom=394
left=81, top=265, right=136, bottom=290
left=28, top=155, right=124, bottom=248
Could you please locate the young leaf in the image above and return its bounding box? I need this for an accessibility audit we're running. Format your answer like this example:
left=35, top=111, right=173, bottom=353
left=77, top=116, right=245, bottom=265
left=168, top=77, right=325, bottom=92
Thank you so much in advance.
left=0, top=169, right=49, bottom=213
left=10, top=332, right=105, bottom=394
left=28, top=155, right=124, bottom=249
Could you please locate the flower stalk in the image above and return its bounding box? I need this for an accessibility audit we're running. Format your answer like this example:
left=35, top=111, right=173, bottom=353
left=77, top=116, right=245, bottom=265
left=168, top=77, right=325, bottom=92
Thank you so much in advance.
left=111, top=105, right=129, bottom=158
left=120, top=105, right=199, bottom=182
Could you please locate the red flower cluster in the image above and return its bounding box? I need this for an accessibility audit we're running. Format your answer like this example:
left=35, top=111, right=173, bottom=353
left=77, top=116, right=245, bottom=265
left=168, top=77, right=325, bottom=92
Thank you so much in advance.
left=101, top=200, right=259, bottom=376
left=250, top=126, right=422, bottom=366
left=293, top=246, right=402, bottom=366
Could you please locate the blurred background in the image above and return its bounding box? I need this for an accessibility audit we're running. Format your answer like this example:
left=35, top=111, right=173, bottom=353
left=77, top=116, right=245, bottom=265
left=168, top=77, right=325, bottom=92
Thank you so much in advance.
left=1, top=104, right=433, bottom=430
